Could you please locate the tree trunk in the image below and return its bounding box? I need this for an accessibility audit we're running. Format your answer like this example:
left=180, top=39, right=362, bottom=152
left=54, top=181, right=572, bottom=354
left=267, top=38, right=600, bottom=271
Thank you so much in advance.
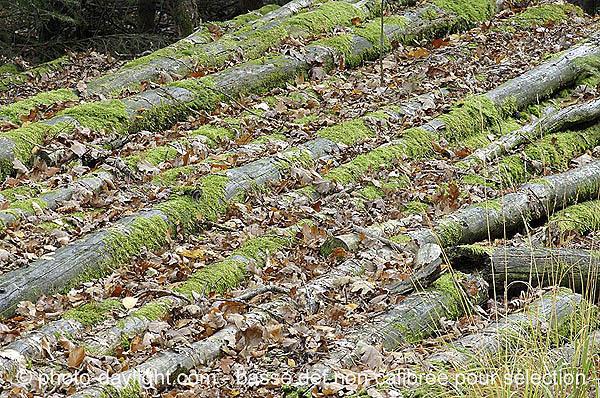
left=426, top=290, right=582, bottom=367
left=447, top=245, right=600, bottom=296
left=463, top=98, right=600, bottom=168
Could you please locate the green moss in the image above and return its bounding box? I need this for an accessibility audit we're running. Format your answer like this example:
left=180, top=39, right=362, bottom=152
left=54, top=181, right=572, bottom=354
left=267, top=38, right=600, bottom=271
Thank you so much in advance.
left=151, top=165, right=195, bottom=186
left=459, top=244, right=494, bottom=256
left=0, top=62, right=20, bottom=74
left=390, top=234, right=410, bottom=243
left=474, top=198, right=502, bottom=212
left=573, top=56, right=600, bottom=88
left=159, top=174, right=230, bottom=223
left=391, top=322, right=424, bottom=344
left=438, top=95, right=503, bottom=142
left=0, top=89, right=78, bottom=123
left=2, top=122, right=69, bottom=167
left=324, top=129, right=432, bottom=184
left=430, top=272, right=464, bottom=318
left=58, top=99, right=128, bottom=133
left=359, top=185, right=385, bottom=199
left=432, top=0, right=495, bottom=23
left=176, top=258, right=246, bottom=295
left=288, top=1, right=366, bottom=35
left=509, top=4, right=581, bottom=28
left=189, top=125, right=236, bottom=147
left=64, top=299, right=121, bottom=327
left=276, top=148, right=315, bottom=171
left=404, top=201, right=428, bottom=214
left=311, top=35, right=363, bottom=67
left=0, top=186, right=38, bottom=201
left=421, top=7, right=438, bottom=20
left=233, top=235, right=293, bottom=264
left=294, top=115, right=318, bottom=124
left=106, top=215, right=172, bottom=267
left=99, top=379, right=142, bottom=398
left=123, top=297, right=172, bottom=327
left=317, top=119, right=373, bottom=146
left=498, top=125, right=600, bottom=186
left=125, top=146, right=178, bottom=169
left=8, top=198, right=47, bottom=214
left=437, top=220, right=463, bottom=247
left=551, top=200, right=600, bottom=234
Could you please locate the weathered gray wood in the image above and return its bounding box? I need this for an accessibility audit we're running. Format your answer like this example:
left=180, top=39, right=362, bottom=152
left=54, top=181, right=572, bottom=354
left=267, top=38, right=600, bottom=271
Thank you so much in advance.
left=0, top=319, right=84, bottom=377
left=448, top=245, right=600, bottom=295
left=409, top=159, right=600, bottom=249
left=0, top=171, right=112, bottom=233
left=427, top=290, right=582, bottom=366
left=0, top=137, right=338, bottom=318
left=308, top=273, right=488, bottom=382
left=464, top=99, right=600, bottom=168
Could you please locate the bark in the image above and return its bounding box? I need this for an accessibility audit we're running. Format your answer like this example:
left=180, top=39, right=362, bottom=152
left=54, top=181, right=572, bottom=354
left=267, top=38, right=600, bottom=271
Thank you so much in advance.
left=409, top=159, right=600, bottom=249
left=463, top=98, right=600, bottom=168
left=0, top=319, right=84, bottom=377
left=308, top=273, right=488, bottom=383
left=320, top=219, right=407, bottom=256
left=0, top=171, right=112, bottom=233
left=426, top=290, right=582, bottom=367
left=0, top=138, right=338, bottom=318
left=448, top=245, right=600, bottom=296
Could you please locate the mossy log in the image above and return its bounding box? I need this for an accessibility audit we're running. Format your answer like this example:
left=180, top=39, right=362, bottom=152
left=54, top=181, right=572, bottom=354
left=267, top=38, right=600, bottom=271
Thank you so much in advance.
left=409, top=159, right=600, bottom=249
left=308, top=34, right=600, bottom=190
left=0, top=137, right=340, bottom=318
left=0, top=319, right=84, bottom=377
left=0, top=0, right=487, bottom=180
left=308, top=273, right=488, bottom=381
left=463, top=98, right=600, bottom=168
left=426, top=289, right=582, bottom=366
left=447, top=245, right=600, bottom=295
left=69, top=246, right=371, bottom=396
left=0, top=171, right=111, bottom=233
left=0, top=222, right=299, bottom=376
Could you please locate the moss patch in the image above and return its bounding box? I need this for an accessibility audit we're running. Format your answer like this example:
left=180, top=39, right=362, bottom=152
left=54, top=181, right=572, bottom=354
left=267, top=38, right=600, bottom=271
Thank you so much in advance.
left=0, top=89, right=78, bottom=123
left=288, top=1, right=366, bottom=35
left=125, top=146, right=179, bottom=170
left=64, top=299, right=121, bottom=327
left=551, top=200, right=600, bottom=234
left=189, top=125, right=237, bottom=147
left=58, top=99, right=128, bottom=133
left=432, top=0, right=495, bottom=23
left=317, top=119, right=374, bottom=146
left=509, top=4, right=581, bottom=28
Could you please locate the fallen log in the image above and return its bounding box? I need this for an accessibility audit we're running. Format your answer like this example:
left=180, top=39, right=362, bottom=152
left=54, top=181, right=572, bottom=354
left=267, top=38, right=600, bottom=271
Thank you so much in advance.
left=0, top=133, right=345, bottom=318
left=67, top=245, right=384, bottom=397
left=426, top=289, right=583, bottom=367
left=409, top=159, right=600, bottom=249
left=0, top=221, right=302, bottom=377
left=0, top=0, right=491, bottom=180
left=461, top=98, right=600, bottom=169
left=447, top=245, right=600, bottom=295
left=549, top=199, right=600, bottom=234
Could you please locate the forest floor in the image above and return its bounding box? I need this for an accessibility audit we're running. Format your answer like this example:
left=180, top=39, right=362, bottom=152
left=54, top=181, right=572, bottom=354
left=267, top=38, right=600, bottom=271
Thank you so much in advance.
left=1, top=1, right=600, bottom=397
